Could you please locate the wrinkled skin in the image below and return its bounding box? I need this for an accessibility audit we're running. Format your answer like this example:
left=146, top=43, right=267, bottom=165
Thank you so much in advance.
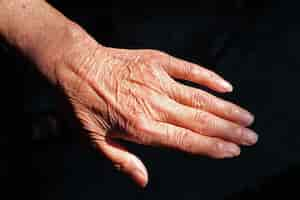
left=0, top=0, right=258, bottom=189
left=51, top=32, right=257, bottom=187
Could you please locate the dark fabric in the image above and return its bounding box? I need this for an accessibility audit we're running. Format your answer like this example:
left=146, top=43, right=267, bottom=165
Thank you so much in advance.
left=12, top=1, right=300, bottom=199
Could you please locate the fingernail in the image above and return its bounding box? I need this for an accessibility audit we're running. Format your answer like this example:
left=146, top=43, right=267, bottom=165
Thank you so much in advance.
left=135, top=169, right=147, bottom=188
left=241, top=128, right=258, bottom=146
left=131, top=158, right=148, bottom=187
left=219, top=80, right=233, bottom=92
left=235, top=109, right=255, bottom=126
left=219, top=143, right=240, bottom=157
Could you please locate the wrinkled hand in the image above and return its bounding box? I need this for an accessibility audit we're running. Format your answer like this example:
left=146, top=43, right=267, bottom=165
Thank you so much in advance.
left=53, top=34, right=257, bottom=187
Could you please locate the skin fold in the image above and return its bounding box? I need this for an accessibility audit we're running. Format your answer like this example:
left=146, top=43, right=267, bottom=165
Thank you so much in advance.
left=0, top=0, right=258, bottom=187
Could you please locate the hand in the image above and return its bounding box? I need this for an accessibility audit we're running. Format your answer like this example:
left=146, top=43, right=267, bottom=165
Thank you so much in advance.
left=50, top=31, right=257, bottom=187
left=0, top=0, right=257, bottom=189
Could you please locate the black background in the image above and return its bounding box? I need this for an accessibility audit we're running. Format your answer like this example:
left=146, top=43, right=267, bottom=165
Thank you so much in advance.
left=4, top=0, right=299, bottom=199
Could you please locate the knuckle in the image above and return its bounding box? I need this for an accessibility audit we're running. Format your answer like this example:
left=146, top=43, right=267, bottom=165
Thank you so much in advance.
left=193, top=111, right=203, bottom=121
left=168, top=81, right=181, bottom=97
left=164, top=125, right=173, bottom=143
left=145, top=49, right=165, bottom=57
left=225, top=104, right=239, bottom=118
left=183, top=63, right=193, bottom=78
left=193, top=111, right=219, bottom=135
left=208, top=117, right=218, bottom=133
left=210, top=141, right=225, bottom=159
left=132, top=115, right=149, bottom=133
left=174, top=131, right=190, bottom=150
left=234, top=127, right=243, bottom=138
left=144, top=49, right=156, bottom=55
left=154, top=50, right=167, bottom=57
left=146, top=55, right=166, bottom=70
left=192, top=92, right=208, bottom=109
left=193, top=111, right=210, bottom=129
left=204, top=94, right=215, bottom=109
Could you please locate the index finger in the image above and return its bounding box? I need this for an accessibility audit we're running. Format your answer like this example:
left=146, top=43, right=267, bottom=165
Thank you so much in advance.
left=160, top=53, right=233, bottom=92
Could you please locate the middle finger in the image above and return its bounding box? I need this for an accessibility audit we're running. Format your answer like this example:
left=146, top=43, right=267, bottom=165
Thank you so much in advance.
left=155, top=97, right=258, bottom=146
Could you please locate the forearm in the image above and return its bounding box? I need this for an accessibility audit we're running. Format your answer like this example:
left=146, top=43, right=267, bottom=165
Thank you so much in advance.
left=0, top=0, right=95, bottom=82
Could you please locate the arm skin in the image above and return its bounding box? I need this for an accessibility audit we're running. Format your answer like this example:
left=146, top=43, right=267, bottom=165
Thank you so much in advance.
left=0, top=0, right=258, bottom=187
left=0, top=0, right=94, bottom=83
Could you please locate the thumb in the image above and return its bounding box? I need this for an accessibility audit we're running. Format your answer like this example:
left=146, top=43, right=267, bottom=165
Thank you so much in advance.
left=94, top=135, right=148, bottom=188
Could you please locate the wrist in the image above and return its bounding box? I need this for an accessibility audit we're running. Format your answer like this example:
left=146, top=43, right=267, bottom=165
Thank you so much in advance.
left=32, top=21, right=98, bottom=84
left=0, top=0, right=101, bottom=84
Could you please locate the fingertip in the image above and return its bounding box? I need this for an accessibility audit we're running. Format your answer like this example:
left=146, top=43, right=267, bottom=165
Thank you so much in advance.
left=215, top=86, right=233, bottom=93
left=97, top=137, right=149, bottom=188
left=220, top=80, right=233, bottom=92
left=238, top=111, right=255, bottom=127
left=246, top=114, right=255, bottom=126
left=209, top=77, right=233, bottom=93
left=217, top=142, right=241, bottom=158
left=134, top=170, right=148, bottom=188
left=241, top=128, right=258, bottom=146
left=114, top=159, right=148, bottom=188
left=130, top=156, right=148, bottom=188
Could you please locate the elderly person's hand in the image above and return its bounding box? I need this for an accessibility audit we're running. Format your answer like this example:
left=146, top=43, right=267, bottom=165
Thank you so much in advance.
left=1, top=0, right=257, bottom=188
left=53, top=30, right=257, bottom=186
